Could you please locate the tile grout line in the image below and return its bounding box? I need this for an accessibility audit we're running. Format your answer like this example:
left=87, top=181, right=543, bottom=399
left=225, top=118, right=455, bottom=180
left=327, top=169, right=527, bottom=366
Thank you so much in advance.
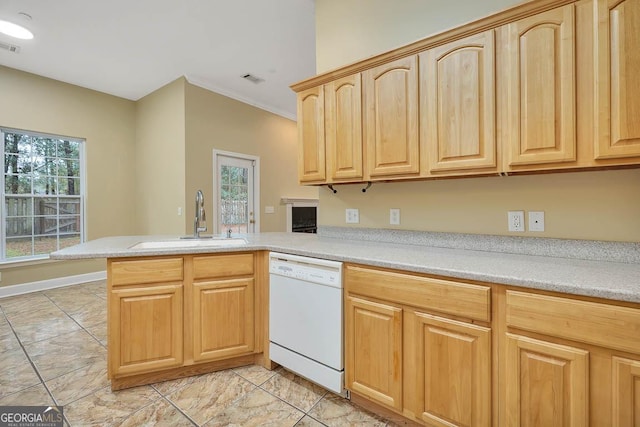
left=249, top=369, right=329, bottom=423
left=229, top=369, right=308, bottom=425
left=42, top=290, right=106, bottom=348
left=156, top=394, right=199, bottom=427
left=0, top=296, right=73, bottom=426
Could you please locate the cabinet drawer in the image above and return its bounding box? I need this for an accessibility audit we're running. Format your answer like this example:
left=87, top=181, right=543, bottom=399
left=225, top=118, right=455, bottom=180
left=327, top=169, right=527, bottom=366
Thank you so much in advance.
left=506, top=290, right=640, bottom=354
left=193, top=253, right=254, bottom=279
left=110, top=258, right=183, bottom=286
left=345, top=265, right=490, bottom=322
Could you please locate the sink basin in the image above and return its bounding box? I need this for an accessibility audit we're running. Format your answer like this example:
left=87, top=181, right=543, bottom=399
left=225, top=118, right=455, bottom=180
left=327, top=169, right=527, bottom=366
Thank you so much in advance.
left=129, top=238, right=247, bottom=250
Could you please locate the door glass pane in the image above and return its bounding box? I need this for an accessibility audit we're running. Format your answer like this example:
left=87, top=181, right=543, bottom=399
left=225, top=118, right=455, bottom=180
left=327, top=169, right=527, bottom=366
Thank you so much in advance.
left=220, top=165, right=249, bottom=233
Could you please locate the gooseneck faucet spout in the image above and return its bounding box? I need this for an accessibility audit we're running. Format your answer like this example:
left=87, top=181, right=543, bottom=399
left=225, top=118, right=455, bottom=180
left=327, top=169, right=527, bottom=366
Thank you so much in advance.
left=193, top=190, right=207, bottom=238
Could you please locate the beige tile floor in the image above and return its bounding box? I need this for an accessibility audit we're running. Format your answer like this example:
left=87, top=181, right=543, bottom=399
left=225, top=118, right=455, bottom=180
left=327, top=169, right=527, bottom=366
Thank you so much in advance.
left=0, top=281, right=393, bottom=426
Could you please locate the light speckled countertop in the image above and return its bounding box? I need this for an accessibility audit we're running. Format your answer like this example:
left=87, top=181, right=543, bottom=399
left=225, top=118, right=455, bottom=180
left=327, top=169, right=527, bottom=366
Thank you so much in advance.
left=50, top=232, right=640, bottom=303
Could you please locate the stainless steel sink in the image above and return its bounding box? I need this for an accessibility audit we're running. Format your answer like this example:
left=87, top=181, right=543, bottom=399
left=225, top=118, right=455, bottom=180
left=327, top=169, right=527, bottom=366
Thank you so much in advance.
left=129, top=238, right=247, bottom=250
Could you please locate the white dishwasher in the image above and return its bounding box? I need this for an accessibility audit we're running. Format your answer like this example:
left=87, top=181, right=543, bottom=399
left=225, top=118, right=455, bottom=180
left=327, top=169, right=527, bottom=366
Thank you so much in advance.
left=269, top=252, right=344, bottom=394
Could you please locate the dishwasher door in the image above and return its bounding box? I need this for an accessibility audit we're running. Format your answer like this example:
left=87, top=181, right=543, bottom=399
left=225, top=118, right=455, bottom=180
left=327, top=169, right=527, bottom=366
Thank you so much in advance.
left=269, top=252, right=343, bottom=393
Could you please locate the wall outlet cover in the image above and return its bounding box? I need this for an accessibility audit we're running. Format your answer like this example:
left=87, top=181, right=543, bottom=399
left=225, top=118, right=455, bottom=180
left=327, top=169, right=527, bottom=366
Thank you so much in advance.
left=508, top=210, right=525, bottom=232
left=390, top=208, right=400, bottom=225
left=346, top=208, right=360, bottom=224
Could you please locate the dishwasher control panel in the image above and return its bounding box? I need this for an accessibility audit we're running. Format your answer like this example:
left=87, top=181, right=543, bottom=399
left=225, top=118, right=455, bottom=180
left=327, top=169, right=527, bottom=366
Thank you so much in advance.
left=269, top=252, right=342, bottom=288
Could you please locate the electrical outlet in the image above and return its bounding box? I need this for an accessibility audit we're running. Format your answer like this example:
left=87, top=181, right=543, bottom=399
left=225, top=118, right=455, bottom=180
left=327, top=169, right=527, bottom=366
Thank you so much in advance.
left=345, top=208, right=360, bottom=224
left=390, top=208, right=400, bottom=225
left=508, top=211, right=525, bottom=232
left=529, top=211, right=545, bottom=232
left=177, top=207, right=182, bottom=216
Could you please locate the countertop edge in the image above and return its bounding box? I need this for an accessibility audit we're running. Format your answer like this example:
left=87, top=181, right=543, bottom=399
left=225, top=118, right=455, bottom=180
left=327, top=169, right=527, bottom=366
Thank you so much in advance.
left=50, top=234, right=640, bottom=304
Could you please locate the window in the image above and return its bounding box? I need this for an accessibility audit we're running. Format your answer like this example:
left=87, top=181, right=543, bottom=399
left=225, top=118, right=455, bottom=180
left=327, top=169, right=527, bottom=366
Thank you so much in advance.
left=1, top=128, right=84, bottom=261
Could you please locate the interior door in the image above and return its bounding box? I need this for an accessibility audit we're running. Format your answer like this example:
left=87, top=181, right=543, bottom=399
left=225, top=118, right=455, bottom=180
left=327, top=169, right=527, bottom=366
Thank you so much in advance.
left=214, top=151, right=258, bottom=234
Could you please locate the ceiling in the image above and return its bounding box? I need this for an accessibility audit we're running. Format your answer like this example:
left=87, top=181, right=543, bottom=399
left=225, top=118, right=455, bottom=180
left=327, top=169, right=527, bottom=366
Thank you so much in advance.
left=0, top=0, right=317, bottom=120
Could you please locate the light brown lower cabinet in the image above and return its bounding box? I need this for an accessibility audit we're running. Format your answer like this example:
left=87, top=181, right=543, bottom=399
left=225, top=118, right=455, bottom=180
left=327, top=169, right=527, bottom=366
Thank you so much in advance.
left=345, top=295, right=403, bottom=411
left=345, top=264, right=640, bottom=427
left=344, top=264, right=492, bottom=426
left=504, top=333, right=589, bottom=426
left=107, top=252, right=262, bottom=389
left=503, top=289, right=640, bottom=426
left=109, top=283, right=184, bottom=377
left=406, top=311, right=491, bottom=427
left=192, top=277, right=254, bottom=362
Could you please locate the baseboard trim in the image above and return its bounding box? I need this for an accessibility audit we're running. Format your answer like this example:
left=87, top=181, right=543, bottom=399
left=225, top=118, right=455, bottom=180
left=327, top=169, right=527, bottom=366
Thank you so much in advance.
left=0, top=271, right=107, bottom=298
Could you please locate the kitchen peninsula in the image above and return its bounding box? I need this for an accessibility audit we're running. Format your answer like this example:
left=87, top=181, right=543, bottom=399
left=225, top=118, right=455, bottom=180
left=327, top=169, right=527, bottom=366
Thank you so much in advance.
left=52, top=229, right=640, bottom=426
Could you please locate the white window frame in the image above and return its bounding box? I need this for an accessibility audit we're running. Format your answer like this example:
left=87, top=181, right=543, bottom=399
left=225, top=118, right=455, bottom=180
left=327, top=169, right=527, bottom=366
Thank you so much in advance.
left=0, top=127, right=86, bottom=263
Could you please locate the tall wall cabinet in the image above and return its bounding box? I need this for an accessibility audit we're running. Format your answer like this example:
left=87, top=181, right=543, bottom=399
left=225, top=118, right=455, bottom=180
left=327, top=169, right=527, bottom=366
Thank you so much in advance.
left=290, top=0, right=640, bottom=185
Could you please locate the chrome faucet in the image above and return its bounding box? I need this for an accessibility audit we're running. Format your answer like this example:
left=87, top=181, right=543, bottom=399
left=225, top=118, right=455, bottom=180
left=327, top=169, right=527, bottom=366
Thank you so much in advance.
left=193, top=190, right=206, bottom=238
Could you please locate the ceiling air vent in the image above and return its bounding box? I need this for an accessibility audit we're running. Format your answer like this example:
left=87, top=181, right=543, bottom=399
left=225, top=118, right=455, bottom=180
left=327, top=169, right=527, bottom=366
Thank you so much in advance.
left=241, top=73, right=264, bottom=84
left=0, top=41, right=21, bottom=53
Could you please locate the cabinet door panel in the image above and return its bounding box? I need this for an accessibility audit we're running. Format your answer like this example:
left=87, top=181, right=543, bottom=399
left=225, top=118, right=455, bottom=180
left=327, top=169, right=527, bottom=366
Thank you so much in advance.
left=297, top=86, right=326, bottom=183
left=364, top=56, right=419, bottom=178
left=422, top=31, right=496, bottom=172
left=192, top=278, right=254, bottom=362
left=595, top=0, right=640, bottom=158
left=505, top=5, right=576, bottom=166
left=408, top=311, right=491, bottom=427
left=345, top=295, right=402, bottom=410
left=612, top=356, right=640, bottom=426
left=326, top=74, right=363, bottom=181
left=505, top=333, right=588, bottom=427
left=110, top=284, right=183, bottom=376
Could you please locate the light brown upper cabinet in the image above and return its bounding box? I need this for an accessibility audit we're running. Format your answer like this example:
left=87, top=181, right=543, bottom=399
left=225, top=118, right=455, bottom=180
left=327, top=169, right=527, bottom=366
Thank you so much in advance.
left=363, top=56, right=420, bottom=179
left=291, top=0, right=640, bottom=186
left=594, top=0, right=640, bottom=159
left=502, top=4, right=577, bottom=169
left=297, top=86, right=326, bottom=183
left=325, top=74, right=363, bottom=182
left=420, top=31, right=497, bottom=175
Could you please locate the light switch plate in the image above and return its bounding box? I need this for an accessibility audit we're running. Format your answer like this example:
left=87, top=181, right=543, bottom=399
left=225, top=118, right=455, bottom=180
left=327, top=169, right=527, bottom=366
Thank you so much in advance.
left=264, top=206, right=275, bottom=214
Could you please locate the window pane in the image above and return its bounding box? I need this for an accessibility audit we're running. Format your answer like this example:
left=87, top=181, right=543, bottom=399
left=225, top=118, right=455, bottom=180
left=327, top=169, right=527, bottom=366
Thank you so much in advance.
left=34, top=236, right=57, bottom=255
left=59, top=198, right=80, bottom=214
left=4, top=154, right=19, bottom=173
left=6, top=237, right=32, bottom=258
left=33, top=176, right=57, bottom=195
left=5, top=198, right=32, bottom=217
left=4, top=133, right=30, bottom=155
left=59, top=234, right=81, bottom=249
left=59, top=216, right=81, bottom=233
left=59, top=178, right=80, bottom=195
left=56, top=159, right=80, bottom=177
left=33, top=137, right=57, bottom=158
left=58, top=141, right=80, bottom=159
left=4, top=174, right=31, bottom=194
left=33, top=156, right=57, bottom=176
left=34, top=216, right=58, bottom=235
left=34, top=197, right=57, bottom=216
left=6, top=217, right=32, bottom=237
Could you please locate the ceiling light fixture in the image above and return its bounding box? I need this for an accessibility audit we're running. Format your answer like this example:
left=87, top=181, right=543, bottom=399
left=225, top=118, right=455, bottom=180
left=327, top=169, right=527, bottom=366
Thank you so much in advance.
left=0, top=19, right=34, bottom=40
